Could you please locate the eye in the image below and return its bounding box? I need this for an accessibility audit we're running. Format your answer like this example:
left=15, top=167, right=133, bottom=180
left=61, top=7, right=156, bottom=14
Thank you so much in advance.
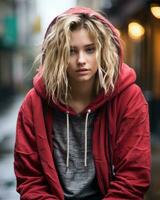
left=70, top=48, right=77, bottom=56
left=85, top=47, right=96, bottom=54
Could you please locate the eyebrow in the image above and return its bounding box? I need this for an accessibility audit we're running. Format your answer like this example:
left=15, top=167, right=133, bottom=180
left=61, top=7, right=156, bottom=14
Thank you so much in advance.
left=84, top=43, right=95, bottom=47
left=70, top=43, right=95, bottom=48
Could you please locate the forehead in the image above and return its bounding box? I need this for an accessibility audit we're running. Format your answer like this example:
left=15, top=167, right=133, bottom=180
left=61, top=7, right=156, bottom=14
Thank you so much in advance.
left=69, top=28, right=95, bottom=46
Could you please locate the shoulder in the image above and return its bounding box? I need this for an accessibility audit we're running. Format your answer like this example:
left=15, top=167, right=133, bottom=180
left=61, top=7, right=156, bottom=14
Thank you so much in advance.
left=19, top=88, right=42, bottom=117
left=117, top=84, right=148, bottom=119
left=23, top=88, right=41, bottom=105
left=119, top=83, right=147, bottom=106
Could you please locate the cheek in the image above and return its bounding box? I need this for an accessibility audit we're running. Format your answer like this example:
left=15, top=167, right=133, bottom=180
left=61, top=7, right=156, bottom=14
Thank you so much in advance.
left=68, top=57, right=75, bottom=67
left=92, top=58, right=98, bottom=70
left=66, top=64, right=74, bottom=75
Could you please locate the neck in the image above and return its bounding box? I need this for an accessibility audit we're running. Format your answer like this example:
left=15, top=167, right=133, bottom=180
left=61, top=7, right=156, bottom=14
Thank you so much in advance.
left=71, top=79, right=96, bottom=100
left=68, top=78, right=96, bottom=113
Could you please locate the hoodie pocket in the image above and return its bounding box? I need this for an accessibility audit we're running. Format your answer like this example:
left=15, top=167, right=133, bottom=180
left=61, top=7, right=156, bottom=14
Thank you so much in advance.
left=94, top=159, right=109, bottom=195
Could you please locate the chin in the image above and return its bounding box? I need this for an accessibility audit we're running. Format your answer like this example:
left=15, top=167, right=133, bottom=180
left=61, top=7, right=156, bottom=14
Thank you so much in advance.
left=76, top=77, right=91, bottom=82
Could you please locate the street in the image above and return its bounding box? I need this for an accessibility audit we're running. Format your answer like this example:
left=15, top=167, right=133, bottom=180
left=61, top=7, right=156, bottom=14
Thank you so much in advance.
left=0, top=95, right=23, bottom=200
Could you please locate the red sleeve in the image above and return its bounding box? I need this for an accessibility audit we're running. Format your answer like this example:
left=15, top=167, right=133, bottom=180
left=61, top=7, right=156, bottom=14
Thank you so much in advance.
left=14, top=95, right=59, bottom=200
left=104, top=85, right=151, bottom=199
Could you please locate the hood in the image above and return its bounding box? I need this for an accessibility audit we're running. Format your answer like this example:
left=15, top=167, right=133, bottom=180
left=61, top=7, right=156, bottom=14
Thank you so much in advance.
left=33, top=6, right=136, bottom=115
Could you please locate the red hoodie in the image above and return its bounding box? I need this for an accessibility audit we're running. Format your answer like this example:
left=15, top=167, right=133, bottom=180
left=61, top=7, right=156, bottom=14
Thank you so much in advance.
left=14, top=7, right=151, bottom=200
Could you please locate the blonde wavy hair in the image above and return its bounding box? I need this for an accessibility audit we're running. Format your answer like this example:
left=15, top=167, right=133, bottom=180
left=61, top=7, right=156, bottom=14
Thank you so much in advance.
left=41, top=13, right=120, bottom=104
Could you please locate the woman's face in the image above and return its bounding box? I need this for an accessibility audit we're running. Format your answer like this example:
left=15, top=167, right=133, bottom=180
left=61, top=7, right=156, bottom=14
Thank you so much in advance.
left=67, top=28, right=98, bottom=84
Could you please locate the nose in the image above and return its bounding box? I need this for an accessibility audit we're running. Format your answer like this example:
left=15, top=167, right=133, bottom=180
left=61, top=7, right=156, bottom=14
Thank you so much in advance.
left=77, top=51, right=86, bottom=65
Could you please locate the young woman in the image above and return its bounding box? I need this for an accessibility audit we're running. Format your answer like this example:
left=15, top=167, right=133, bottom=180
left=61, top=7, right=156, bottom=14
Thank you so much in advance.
left=14, top=6, right=151, bottom=200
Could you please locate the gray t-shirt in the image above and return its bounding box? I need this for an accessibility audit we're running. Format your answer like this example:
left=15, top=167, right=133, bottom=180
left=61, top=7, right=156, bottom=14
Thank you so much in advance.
left=52, top=107, right=102, bottom=200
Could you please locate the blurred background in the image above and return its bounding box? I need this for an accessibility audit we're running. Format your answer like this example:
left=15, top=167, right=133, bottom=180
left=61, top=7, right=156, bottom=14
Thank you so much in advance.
left=0, top=0, right=159, bottom=199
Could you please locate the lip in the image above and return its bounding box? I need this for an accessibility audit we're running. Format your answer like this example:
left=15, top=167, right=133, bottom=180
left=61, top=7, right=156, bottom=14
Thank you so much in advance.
left=75, top=68, right=90, bottom=76
left=76, top=68, right=89, bottom=72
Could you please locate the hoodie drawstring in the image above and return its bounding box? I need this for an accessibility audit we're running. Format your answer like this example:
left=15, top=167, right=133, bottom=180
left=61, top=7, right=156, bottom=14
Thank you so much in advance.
left=84, top=109, right=91, bottom=167
left=66, top=111, right=70, bottom=168
left=66, top=109, right=91, bottom=168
